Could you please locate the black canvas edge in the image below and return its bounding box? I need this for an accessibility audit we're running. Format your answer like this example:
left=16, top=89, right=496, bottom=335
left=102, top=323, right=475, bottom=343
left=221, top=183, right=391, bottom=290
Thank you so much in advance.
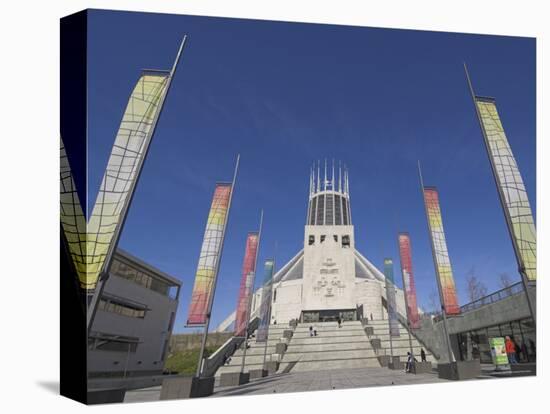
left=60, top=9, right=88, bottom=405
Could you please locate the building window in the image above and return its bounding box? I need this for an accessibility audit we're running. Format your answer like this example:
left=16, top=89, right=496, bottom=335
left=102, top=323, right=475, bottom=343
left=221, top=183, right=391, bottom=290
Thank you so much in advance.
left=310, top=197, right=317, bottom=225
left=342, top=198, right=349, bottom=225
left=320, top=235, right=326, bottom=243
left=316, top=195, right=325, bottom=225
left=325, top=194, right=334, bottom=225
left=273, top=289, right=277, bottom=303
left=88, top=334, right=139, bottom=353
left=98, top=298, right=147, bottom=319
left=111, top=259, right=175, bottom=297
left=333, top=235, right=338, bottom=242
left=334, top=195, right=342, bottom=225
left=308, top=235, right=315, bottom=245
left=342, top=235, right=350, bottom=248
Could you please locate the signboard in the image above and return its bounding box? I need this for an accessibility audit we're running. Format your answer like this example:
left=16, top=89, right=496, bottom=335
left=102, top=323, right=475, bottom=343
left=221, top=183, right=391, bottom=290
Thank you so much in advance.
left=489, top=337, right=509, bottom=366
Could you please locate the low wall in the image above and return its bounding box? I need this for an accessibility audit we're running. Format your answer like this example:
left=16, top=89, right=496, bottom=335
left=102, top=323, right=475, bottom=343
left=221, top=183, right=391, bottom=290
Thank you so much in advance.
left=169, top=332, right=234, bottom=352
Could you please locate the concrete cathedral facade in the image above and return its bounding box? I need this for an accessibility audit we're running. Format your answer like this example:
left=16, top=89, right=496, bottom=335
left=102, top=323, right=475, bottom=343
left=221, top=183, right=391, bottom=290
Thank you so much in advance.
left=217, top=162, right=412, bottom=332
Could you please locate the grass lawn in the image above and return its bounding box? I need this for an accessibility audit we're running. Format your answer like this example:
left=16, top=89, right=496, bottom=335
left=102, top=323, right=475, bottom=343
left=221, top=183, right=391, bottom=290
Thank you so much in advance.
left=164, top=347, right=216, bottom=375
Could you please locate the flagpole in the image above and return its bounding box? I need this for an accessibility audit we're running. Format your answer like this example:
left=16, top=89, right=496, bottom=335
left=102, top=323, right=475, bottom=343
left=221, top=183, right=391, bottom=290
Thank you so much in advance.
left=240, top=210, right=264, bottom=374
left=86, top=35, right=188, bottom=335
left=464, top=63, right=536, bottom=325
left=417, top=161, right=454, bottom=364
left=195, top=154, right=240, bottom=378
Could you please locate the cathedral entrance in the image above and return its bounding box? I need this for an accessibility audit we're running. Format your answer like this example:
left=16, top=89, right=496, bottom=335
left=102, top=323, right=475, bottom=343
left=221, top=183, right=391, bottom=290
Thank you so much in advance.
left=301, top=309, right=357, bottom=323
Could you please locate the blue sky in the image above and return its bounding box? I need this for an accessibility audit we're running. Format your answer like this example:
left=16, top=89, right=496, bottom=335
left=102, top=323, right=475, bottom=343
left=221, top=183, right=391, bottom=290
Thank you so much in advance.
left=85, top=10, right=535, bottom=333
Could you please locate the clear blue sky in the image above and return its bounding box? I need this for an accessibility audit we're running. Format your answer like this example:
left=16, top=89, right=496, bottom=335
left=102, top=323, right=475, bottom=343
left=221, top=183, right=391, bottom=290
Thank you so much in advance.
left=85, top=9, right=535, bottom=333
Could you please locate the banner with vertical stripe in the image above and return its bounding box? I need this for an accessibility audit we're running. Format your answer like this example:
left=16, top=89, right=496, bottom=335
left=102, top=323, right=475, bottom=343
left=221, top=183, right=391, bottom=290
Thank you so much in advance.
left=186, top=183, right=233, bottom=326
left=256, top=259, right=275, bottom=343
left=475, top=97, right=536, bottom=282
left=383, top=258, right=400, bottom=337
left=398, top=233, right=420, bottom=329
left=235, top=233, right=260, bottom=336
left=423, top=187, right=460, bottom=315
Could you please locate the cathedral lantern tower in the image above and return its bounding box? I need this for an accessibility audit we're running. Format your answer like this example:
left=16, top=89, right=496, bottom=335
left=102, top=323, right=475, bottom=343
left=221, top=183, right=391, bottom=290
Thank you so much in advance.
left=301, top=160, right=357, bottom=321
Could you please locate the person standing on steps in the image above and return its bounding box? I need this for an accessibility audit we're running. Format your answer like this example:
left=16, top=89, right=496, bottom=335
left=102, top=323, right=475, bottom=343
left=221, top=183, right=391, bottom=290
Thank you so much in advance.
left=309, top=325, right=313, bottom=337
left=313, top=324, right=318, bottom=336
left=420, top=348, right=427, bottom=362
left=337, top=316, right=342, bottom=328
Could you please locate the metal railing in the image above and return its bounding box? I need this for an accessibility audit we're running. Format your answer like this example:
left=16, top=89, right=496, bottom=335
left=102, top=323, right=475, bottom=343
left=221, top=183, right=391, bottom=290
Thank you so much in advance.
left=460, top=282, right=523, bottom=313
left=203, top=317, right=260, bottom=377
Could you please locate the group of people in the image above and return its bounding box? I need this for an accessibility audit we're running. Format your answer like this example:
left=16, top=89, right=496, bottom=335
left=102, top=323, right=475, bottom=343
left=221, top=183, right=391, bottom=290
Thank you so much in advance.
left=405, top=349, right=427, bottom=373
left=505, top=336, right=534, bottom=364
left=308, top=316, right=344, bottom=337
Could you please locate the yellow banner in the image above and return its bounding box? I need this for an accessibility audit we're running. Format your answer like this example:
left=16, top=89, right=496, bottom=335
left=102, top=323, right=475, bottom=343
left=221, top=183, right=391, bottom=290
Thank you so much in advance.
left=60, top=73, right=169, bottom=291
left=476, top=98, right=536, bottom=281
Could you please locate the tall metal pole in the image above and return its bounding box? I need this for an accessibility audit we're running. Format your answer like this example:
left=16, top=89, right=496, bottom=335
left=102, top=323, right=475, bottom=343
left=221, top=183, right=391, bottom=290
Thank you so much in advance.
left=196, top=154, right=240, bottom=378
left=417, top=161, right=455, bottom=364
left=464, top=63, right=536, bottom=325
left=240, top=210, right=264, bottom=374
left=87, top=36, right=188, bottom=335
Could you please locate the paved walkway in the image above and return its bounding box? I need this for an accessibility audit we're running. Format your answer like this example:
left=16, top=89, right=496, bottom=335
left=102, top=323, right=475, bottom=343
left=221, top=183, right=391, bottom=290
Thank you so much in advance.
left=212, top=367, right=446, bottom=397
left=124, top=363, right=534, bottom=403
left=125, top=367, right=446, bottom=403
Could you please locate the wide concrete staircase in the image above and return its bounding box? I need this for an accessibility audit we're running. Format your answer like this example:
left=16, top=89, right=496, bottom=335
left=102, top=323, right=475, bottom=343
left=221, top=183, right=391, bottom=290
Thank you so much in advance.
left=278, top=321, right=380, bottom=372
left=215, top=324, right=289, bottom=378
left=366, top=318, right=437, bottom=365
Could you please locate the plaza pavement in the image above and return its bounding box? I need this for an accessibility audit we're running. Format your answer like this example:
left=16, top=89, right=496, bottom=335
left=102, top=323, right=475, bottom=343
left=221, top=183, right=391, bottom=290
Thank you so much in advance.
left=125, top=366, right=446, bottom=403
left=123, top=363, right=531, bottom=403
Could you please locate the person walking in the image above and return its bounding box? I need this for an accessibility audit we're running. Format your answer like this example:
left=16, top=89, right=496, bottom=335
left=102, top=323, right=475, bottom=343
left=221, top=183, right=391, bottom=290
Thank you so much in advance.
left=337, top=316, right=342, bottom=328
left=309, top=325, right=313, bottom=337
left=405, top=352, right=413, bottom=373
left=420, top=348, right=427, bottom=362
left=505, top=336, right=517, bottom=364
left=313, top=324, right=318, bottom=336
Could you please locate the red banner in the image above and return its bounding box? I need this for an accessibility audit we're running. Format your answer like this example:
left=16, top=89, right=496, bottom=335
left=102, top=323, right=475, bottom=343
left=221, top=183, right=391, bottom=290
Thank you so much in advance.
left=398, top=233, right=420, bottom=329
left=234, top=233, right=260, bottom=336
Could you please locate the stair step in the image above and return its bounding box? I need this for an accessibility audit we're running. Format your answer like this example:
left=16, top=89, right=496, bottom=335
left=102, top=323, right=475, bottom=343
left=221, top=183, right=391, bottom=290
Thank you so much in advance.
left=281, top=358, right=381, bottom=372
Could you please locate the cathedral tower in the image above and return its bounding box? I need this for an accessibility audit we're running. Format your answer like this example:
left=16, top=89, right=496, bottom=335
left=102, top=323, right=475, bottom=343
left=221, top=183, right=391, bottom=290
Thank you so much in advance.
left=301, top=160, right=357, bottom=321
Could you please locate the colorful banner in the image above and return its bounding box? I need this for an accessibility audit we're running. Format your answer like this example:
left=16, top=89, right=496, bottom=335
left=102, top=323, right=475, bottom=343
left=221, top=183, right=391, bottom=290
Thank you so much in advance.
left=489, top=337, right=509, bottom=366
left=235, top=233, right=260, bottom=336
left=256, top=259, right=275, bottom=343
left=398, top=233, right=420, bottom=329
left=475, top=97, right=536, bottom=282
left=186, top=183, right=233, bottom=326
left=60, top=72, right=170, bottom=291
left=423, top=188, right=460, bottom=315
left=383, top=259, right=400, bottom=337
